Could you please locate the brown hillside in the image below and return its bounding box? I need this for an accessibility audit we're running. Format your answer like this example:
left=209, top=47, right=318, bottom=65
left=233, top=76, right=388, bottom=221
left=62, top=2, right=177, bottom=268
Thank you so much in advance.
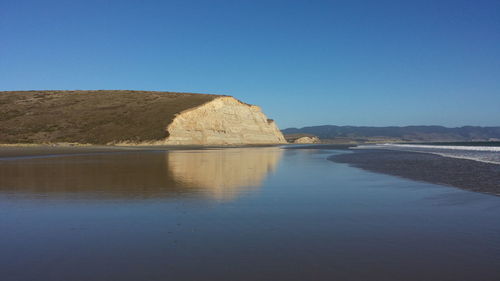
left=0, top=90, right=222, bottom=144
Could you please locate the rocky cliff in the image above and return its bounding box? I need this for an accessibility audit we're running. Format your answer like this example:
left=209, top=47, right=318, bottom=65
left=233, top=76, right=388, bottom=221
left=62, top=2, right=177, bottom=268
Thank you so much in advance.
left=0, top=90, right=286, bottom=145
left=163, top=96, right=285, bottom=145
left=293, top=136, right=320, bottom=144
left=284, top=133, right=321, bottom=144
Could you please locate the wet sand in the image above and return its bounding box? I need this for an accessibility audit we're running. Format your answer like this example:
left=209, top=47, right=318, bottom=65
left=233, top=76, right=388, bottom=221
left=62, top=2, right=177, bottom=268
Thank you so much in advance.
left=329, top=150, right=500, bottom=195
left=0, top=143, right=354, bottom=159
left=0, top=144, right=283, bottom=159
left=0, top=145, right=144, bottom=158
left=284, top=144, right=355, bottom=150
left=0, top=145, right=193, bottom=162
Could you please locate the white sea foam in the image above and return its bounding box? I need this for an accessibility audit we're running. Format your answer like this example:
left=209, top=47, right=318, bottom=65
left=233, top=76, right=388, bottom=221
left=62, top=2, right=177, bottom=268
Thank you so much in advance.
left=353, top=143, right=500, bottom=165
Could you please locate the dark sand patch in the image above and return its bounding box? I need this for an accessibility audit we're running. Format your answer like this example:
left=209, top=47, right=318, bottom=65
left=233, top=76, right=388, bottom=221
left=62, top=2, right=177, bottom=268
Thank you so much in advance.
left=329, top=150, right=500, bottom=195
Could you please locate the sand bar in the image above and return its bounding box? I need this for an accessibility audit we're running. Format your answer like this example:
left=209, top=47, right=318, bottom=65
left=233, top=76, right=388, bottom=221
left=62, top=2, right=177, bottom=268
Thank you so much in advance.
left=329, top=150, right=500, bottom=196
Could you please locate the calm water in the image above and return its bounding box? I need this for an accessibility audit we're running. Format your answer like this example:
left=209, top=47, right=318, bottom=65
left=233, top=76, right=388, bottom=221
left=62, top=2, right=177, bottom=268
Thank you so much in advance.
left=1, top=147, right=500, bottom=281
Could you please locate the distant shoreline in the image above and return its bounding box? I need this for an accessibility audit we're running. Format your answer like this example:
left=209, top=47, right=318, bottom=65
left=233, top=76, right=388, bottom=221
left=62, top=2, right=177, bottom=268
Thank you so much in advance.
left=329, top=150, right=500, bottom=196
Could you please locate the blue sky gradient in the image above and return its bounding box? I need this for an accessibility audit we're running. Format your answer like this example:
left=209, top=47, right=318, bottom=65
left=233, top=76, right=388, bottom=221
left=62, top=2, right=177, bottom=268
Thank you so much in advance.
left=1, top=0, right=499, bottom=128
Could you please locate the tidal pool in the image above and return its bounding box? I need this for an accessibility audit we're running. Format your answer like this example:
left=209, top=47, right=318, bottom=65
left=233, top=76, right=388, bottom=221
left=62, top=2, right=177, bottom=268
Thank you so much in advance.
left=1, top=147, right=499, bottom=281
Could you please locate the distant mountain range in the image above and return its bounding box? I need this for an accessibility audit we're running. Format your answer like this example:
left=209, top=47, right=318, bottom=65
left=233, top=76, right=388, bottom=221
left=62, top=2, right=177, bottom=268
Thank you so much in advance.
left=282, top=125, right=500, bottom=142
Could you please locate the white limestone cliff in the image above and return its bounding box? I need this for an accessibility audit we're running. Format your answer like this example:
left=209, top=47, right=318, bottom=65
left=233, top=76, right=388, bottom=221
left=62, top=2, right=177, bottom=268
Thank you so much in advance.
left=293, top=136, right=320, bottom=144
left=162, top=96, right=286, bottom=145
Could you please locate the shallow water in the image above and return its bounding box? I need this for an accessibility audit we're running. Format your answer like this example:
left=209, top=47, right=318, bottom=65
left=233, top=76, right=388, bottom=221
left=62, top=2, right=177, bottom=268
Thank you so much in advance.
left=1, top=147, right=500, bottom=281
left=355, top=143, right=500, bottom=164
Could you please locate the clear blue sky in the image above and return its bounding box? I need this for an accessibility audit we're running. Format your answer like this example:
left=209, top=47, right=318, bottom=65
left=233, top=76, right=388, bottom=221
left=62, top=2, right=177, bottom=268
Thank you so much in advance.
left=1, top=0, right=499, bottom=129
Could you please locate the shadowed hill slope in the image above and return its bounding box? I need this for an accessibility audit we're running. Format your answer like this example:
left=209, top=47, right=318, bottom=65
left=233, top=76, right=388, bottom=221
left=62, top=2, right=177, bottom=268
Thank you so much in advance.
left=0, top=90, right=222, bottom=144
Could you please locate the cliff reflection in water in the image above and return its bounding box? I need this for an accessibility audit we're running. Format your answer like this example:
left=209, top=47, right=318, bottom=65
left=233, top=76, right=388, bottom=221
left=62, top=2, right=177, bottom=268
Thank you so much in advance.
left=168, top=148, right=282, bottom=200
left=0, top=148, right=283, bottom=201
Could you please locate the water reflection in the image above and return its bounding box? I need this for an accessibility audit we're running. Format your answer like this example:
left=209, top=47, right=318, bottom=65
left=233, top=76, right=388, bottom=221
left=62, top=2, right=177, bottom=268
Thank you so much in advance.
left=0, top=148, right=283, bottom=201
left=168, top=148, right=282, bottom=200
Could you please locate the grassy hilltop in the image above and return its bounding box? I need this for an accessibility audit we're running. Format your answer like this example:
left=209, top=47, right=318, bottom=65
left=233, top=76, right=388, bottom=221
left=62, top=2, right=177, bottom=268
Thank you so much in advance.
left=0, top=90, right=222, bottom=144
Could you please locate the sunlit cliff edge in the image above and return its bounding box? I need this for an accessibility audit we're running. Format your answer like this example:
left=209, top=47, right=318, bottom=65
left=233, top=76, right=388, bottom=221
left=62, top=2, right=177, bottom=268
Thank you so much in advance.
left=0, top=90, right=286, bottom=145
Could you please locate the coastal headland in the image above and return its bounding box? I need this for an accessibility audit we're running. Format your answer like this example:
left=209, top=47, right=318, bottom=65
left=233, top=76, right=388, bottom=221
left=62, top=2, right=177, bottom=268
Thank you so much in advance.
left=0, top=90, right=286, bottom=146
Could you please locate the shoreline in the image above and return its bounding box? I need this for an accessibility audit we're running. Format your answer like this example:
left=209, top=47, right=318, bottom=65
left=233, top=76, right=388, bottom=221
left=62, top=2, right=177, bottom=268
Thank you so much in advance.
left=0, top=143, right=358, bottom=159
left=329, top=150, right=500, bottom=196
left=0, top=144, right=287, bottom=159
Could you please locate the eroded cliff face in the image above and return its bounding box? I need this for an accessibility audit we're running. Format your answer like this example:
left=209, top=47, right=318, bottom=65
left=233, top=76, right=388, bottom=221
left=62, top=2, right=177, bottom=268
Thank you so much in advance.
left=294, top=136, right=320, bottom=144
left=163, top=97, right=286, bottom=145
